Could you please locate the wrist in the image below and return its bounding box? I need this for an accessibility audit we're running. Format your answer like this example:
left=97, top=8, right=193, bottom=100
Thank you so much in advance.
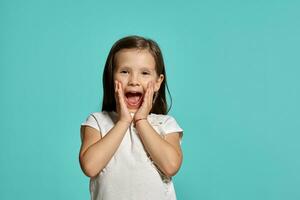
left=117, top=119, right=132, bottom=126
left=134, top=117, right=147, bottom=125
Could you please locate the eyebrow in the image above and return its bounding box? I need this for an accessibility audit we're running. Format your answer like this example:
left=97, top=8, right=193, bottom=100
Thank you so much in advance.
left=118, top=66, right=131, bottom=70
left=118, top=66, right=154, bottom=71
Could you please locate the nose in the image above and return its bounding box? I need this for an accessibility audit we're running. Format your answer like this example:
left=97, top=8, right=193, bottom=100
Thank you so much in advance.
left=128, top=73, right=140, bottom=86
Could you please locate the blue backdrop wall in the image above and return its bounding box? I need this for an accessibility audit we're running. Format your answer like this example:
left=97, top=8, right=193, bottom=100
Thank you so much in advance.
left=1, top=0, right=300, bottom=199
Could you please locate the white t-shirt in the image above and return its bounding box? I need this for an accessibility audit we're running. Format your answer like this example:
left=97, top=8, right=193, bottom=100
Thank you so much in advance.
left=80, top=111, right=184, bottom=200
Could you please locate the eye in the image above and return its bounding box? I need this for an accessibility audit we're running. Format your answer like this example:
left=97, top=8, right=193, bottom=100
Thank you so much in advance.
left=142, top=71, right=150, bottom=75
left=120, top=70, right=128, bottom=74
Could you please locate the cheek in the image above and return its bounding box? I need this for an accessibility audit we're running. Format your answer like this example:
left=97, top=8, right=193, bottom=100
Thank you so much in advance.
left=141, top=80, right=155, bottom=90
left=141, top=80, right=150, bottom=88
left=114, top=78, right=127, bottom=89
left=114, top=74, right=125, bottom=82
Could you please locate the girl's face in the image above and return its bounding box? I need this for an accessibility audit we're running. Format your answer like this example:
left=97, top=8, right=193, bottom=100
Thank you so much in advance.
left=113, top=48, right=164, bottom=113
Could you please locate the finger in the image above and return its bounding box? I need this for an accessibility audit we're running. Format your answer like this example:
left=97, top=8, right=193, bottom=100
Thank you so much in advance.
left=115, top=81, right=119, bottom=101
left=151, top=82, right=155, bottom=105
left=148, top=82, right=154, bottom=105
left=146, top=82, right=151, bottom=100
left=114, top=80, right=117, bottom=91
left=118, top=82, right=124, bottom=100
left=151, top=81, right=154, bottom=98
left=146, top=83, right=152, bottom=107
left=117, top=82, right=124, bottom=109
left=118, top=82, right=127, bottom=108
left=140, top=84, right=148, bottom=108
left=117, top=82, right=122, bottom=99
left=114, top=81, right=120, bottom=112
left=115, top=81, right=119, bottom=98
left=119, top=82, right=124, bottom=96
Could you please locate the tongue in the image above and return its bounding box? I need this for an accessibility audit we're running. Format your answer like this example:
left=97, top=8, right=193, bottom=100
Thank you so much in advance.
left=127, top=94, right=141, bottom=105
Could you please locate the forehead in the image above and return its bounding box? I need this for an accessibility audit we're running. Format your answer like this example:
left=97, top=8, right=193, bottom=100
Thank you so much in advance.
left=114, top=48, right=156, bottom=70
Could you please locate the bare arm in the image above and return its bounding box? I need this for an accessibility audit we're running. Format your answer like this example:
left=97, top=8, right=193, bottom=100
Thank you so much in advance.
left=135, top=119, right=183, bottom=177
left=79, top=80, right=136, bottom=178
left=79, top=121, right=130, bottom=178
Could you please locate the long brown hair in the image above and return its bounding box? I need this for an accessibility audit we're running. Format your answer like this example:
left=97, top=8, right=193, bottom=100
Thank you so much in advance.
left=101, top=35, right=172, bottom=115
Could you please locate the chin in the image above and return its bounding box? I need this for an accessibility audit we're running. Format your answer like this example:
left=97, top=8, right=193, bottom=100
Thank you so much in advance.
left=128, top=108, right=138, bottom=113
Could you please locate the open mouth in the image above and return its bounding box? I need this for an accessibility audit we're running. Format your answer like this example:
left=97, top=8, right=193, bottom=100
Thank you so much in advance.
left=125, top=91, right=143, bottom=107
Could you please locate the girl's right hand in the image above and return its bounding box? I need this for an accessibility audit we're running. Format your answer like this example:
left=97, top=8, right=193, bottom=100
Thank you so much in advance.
left=114, top=80, right=132, bottom=124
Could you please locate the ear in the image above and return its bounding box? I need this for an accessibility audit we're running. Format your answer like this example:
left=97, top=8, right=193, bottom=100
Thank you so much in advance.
left=154, top=74, right=164, bottom=92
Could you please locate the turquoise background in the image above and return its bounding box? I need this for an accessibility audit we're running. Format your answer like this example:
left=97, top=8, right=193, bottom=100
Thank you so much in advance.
left=1, top=0, right=299, bottom=199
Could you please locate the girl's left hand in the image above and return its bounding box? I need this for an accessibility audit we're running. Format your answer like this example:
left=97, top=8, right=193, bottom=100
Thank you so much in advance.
left=134, top=81, right=155, bottom=122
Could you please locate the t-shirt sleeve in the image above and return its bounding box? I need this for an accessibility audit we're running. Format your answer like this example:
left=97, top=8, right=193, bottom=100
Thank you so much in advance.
left=80, top=113, right=101, bottom=141
left=162, top=115, right=184, bottom=144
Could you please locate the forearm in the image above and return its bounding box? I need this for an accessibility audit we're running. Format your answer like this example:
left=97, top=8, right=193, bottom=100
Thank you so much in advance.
left=135, top=120, right=182, bottom=177
left=81, top=121, right=130, bottom=177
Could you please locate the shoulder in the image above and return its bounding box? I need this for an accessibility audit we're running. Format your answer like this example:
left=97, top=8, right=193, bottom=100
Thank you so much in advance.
left=149, top=113, right=183, bottom=132
left=81, top=111, right=115, bottom=131
left=149, top=113, right=184, bottom=145
left=90, top=111, right=109, bottom=118
left=148, top=113, right=176, bottom=124
left=89, top=111, right=111, bottom=120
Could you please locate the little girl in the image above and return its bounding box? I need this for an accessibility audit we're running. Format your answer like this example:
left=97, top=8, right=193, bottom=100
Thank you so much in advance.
left=79, top=35, right=184, bottom=200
